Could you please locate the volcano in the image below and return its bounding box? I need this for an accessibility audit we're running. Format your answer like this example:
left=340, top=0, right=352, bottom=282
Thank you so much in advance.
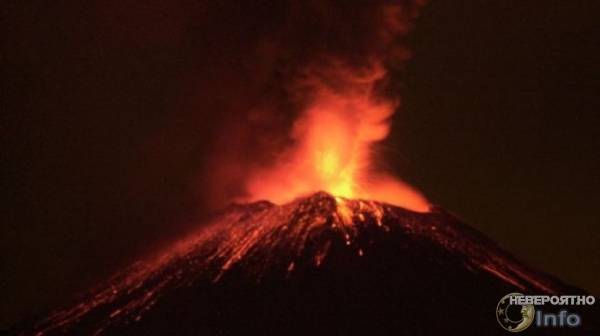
left=18, top=192, right=598, bottom=335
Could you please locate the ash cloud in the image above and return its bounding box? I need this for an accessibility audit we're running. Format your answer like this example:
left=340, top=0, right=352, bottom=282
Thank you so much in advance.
left=197, top=0, right=426, bottom=207
left=2, top=0, right=425, bottom=327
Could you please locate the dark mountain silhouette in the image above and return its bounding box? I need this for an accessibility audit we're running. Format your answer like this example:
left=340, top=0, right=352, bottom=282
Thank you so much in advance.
left=15, top=192, right=598, bottom=335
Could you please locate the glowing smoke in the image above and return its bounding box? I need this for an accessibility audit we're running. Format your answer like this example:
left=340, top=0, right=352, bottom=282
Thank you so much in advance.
left=238, top=1, right=429, bottom=211
left=196, top=1, right=428, bottom=212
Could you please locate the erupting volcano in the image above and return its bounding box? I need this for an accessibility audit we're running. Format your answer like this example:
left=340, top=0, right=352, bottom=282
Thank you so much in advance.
left=11, top=1, right=598, bottom=336
left=242, top=59, right=429, bottom=213
left=20, top=192, right=598, bottom=335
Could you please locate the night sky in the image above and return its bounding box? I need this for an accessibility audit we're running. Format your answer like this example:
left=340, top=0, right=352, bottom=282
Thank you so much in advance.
left=2, top=0, right=599, bottom=329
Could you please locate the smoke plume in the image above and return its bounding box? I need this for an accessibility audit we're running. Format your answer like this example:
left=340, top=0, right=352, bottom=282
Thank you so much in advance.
left=200, top=0, right=428, bottom=211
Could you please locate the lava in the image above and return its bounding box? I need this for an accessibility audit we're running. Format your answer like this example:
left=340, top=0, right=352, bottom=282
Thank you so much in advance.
left=25, top=192, right=567, bottom=336
left=244, top=61, right=429, bottom=212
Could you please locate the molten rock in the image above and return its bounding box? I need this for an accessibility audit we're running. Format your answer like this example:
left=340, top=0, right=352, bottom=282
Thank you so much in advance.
left=22, top=192, right=597, bottom=335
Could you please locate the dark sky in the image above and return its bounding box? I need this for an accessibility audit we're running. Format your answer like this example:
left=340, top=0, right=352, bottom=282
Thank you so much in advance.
left=2, top=0, right=599, bottom=329
left=394, top=0, right=599, bottom=296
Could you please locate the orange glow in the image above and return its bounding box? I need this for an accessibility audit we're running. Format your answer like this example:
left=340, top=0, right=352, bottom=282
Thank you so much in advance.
left=245, top=60, right=429, bottom=212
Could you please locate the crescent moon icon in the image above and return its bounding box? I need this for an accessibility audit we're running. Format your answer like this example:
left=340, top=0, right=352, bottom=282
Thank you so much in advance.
left=497, top=293, right=536, bottom=333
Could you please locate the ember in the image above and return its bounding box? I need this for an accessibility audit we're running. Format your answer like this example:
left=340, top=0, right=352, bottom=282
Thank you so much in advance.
left=24, top=192, right=582, bottom=336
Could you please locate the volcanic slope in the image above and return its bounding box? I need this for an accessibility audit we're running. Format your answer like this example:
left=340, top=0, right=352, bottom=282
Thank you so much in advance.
left=21, top=192, right=598, bottom=335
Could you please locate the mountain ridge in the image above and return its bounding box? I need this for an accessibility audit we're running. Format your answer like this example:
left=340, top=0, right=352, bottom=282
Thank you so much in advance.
left=16, top=191, right=596, bottom=335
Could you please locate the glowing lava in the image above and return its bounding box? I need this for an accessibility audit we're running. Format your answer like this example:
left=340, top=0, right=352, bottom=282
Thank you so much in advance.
left=26, top=192, right=562, bottom=336
left=245, top=61, right=429, bottom=212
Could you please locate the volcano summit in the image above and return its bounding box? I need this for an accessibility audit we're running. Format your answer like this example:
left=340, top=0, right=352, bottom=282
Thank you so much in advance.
left=20, top=192, right=597, bottom=335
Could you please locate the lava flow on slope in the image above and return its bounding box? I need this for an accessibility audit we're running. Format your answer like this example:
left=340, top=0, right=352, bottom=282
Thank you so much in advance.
left=20, top=192, right=598, bottom=336
left=13, top=2, right=598, bottom=334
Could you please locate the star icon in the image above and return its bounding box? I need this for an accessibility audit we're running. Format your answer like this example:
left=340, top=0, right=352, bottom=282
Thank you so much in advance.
left=497, top=307, right=504, bottom=315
